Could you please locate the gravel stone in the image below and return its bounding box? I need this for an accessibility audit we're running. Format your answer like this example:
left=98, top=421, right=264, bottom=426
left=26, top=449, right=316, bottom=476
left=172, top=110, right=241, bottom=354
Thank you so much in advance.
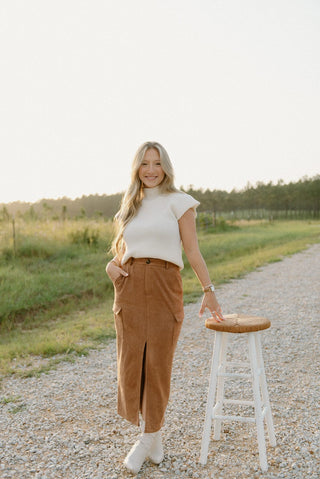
left=1, top=243, right=319, bottom=478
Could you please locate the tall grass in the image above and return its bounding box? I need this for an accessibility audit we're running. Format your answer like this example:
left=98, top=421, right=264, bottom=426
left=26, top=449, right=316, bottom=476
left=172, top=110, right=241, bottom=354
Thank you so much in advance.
left=0, top=219, right=114, bottom=326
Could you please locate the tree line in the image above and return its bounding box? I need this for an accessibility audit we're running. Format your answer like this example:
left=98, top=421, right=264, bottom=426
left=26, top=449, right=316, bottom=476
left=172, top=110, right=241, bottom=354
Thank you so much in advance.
left=1, top=175, right=319, bottom=221
left=0, top=193, right=122, bottom=221
left=184, top=175, right=320, bottom=219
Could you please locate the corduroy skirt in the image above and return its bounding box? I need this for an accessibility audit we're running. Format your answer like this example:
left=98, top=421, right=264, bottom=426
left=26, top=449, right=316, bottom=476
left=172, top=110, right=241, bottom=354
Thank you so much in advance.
left=113, top=257, right=184, bottom=433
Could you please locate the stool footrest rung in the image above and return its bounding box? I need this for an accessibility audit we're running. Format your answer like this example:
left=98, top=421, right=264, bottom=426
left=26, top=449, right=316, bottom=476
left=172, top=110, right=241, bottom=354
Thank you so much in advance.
left=228, top=361, right=250, bottom=368
left=214, top=414, right=256, bottom=424
left=223, top=399, right=254, bottom=406
left=218, top=372, right=252, bottom=379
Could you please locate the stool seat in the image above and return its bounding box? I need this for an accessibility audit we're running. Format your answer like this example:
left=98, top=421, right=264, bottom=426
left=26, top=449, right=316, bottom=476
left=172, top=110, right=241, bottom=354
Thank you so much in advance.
left=205, top=313, right=271, bottom=333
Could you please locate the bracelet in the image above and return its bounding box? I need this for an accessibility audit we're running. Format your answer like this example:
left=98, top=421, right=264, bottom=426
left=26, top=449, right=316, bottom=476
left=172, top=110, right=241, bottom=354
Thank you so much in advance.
left=202, top=283, right=215, bottom=293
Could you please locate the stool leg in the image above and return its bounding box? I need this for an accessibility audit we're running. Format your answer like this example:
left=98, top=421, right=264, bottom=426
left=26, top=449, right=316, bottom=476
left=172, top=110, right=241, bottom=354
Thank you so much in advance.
left=255, top=333, right=276, bottom=447
left=248, top=333, right=268, bottom=472
left=213, top=332, right=228, bottom=440
left=200, top=331, right=222, bottom=465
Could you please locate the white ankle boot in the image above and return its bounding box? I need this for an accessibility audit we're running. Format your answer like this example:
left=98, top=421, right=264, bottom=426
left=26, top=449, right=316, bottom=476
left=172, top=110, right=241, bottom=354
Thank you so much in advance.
left=124, top=430, right=164, bottom=474
left=148, top=431, right=164, bottom=464
left=124, top=432, right=156, bottom=475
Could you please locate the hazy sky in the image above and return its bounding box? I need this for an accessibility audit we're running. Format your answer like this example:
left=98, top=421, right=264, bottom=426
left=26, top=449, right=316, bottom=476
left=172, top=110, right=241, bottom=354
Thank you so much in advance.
left=1, top=0, right=319, bottom=203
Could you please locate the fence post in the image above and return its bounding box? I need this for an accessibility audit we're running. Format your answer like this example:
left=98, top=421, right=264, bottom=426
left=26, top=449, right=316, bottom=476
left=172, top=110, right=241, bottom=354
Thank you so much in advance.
left=12, top=215, right=16, bottom=256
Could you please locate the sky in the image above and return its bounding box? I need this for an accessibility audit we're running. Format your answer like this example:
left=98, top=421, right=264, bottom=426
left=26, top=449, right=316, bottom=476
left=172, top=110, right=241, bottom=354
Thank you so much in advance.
left=1, top=0, right=319, bottom=204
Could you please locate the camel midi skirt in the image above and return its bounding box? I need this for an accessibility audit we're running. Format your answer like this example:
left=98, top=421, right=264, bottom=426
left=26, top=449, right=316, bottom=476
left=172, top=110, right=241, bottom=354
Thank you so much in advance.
left=113, top=257, right=184, bottom=433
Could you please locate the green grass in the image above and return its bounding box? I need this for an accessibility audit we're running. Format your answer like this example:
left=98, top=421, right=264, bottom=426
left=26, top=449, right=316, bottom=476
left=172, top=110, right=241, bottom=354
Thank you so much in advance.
left=0, top=219, right=319, bottom=377
left=0, top=394, right=21, bottom=404
left=0, top=298, right=116, bottom=378
left=0, top=219, right=115, bottom=327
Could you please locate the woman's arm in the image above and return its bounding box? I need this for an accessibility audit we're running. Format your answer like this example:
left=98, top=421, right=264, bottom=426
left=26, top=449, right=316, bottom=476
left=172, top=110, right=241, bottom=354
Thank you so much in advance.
left=178, top=208, right=223, bottom=322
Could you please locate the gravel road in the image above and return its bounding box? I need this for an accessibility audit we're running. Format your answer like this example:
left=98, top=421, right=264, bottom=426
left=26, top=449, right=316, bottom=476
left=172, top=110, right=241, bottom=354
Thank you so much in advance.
left=1, top=243, right=319, bottom=479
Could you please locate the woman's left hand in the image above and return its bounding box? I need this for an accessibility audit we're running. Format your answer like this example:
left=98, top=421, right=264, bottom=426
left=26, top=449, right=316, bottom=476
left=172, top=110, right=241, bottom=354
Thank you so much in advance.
left=199, top=292, right=224, bottom=322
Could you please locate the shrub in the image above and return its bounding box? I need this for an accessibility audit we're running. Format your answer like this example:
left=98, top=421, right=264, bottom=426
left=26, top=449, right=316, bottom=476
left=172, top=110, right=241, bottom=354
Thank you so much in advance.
left=197, top=213, right=238, bottom=233
left=69, top=227, right=99, bottom=246
left=2, top=248, right=14, bottom=261
left=17, top=240, right=54, bottom=258
left=1, top=237, right=55, bottom=260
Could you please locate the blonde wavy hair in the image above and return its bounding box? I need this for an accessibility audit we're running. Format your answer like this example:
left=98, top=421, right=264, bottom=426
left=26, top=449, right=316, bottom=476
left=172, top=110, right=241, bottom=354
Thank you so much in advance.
left=111, top=141, right=179, bottom=260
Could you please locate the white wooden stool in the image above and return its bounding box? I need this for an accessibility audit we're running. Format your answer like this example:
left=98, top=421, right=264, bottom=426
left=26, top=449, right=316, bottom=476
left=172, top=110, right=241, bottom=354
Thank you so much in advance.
left=200, top=314, right=276, bottom=472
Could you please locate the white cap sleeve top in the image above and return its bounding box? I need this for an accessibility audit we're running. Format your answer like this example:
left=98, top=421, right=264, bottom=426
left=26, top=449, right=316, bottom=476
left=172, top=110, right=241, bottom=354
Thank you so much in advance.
left=121, top=187, right=200, bottom=269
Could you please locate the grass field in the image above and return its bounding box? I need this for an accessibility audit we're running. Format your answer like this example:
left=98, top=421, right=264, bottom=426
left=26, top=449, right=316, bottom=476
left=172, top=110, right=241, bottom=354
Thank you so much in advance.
left=0, top=218, right=319, bottom=377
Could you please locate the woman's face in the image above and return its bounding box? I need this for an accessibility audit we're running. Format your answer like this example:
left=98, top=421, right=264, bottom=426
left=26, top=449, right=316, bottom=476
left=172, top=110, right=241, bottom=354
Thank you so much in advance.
left=139, top=148, right=165, bottom=188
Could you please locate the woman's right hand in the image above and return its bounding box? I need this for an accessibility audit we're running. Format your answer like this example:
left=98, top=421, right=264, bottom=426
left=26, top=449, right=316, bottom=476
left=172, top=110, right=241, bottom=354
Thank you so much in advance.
left=106, top=260, right=128, bottom=284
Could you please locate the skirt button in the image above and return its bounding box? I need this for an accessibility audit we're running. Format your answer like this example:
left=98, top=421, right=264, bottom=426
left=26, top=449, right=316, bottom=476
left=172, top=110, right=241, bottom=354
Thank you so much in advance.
left=146, top=258, right=151, bottom=264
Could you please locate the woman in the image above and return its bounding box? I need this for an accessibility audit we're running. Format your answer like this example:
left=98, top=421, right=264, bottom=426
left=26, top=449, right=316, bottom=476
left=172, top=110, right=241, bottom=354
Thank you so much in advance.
left=106, top=141, right=223, bottom=474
